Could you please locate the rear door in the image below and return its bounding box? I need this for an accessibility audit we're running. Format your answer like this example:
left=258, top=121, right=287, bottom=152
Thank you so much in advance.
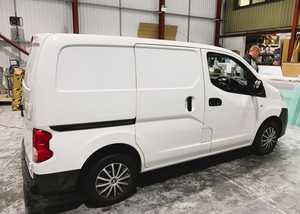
left=22, top=35, right=49, bottom=172
left=134, top=44, right=209, bottom=168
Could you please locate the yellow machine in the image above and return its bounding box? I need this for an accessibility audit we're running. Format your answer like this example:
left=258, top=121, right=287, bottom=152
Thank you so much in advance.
left=11, top=68, right=24, bottom=111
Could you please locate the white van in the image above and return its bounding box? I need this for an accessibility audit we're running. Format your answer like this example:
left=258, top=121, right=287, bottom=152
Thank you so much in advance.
left=22, top=34, right=287, bottom=212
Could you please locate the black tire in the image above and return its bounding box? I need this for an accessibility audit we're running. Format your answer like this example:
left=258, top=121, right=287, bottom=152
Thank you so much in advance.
left=252, top=120, right=280, bottom=155
left=80, top=154, right=138, bottom=207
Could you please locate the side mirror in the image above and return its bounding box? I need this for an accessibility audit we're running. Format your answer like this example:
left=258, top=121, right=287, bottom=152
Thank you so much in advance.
left=250, top=79, right=266, bottom=97
left=254, top=80, right=262, bottom=90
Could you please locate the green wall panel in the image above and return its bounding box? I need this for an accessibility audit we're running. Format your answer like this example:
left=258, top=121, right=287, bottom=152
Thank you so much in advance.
left=224, top=0, right=294, bottom=33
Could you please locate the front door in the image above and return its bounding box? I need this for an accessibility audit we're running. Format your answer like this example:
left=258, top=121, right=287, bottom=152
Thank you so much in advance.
left=202, top=50, right=257, bottom=152
left=135, top=44, right=210, bottom=168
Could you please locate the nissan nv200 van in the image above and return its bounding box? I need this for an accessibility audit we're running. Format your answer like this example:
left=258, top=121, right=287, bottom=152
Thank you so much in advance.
left=22, top=34, right=287, bottom=212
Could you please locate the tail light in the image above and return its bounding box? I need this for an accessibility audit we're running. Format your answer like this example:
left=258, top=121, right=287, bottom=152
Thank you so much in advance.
left=33, top=129, right=53, bottom=163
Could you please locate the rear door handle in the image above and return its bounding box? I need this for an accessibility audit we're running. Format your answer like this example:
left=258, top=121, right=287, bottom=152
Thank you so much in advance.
left=209, top=98, right=222, bottom=106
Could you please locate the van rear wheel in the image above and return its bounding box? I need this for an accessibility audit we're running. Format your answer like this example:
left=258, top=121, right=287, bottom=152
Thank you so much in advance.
left=252, top=120, right=280, bottom=155
left=81, top=154, right=138, bottom=207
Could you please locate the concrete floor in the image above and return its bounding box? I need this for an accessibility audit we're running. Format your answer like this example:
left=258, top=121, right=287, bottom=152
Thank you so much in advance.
left=1, top=105, right=300, bottom=214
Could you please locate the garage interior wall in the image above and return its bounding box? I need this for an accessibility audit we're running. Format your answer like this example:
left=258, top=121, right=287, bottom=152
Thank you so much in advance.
left=0, top=0, right=217, bottom=68
left=0, top=0, right=72, bottom=68
left=0, top=0, right=17, bottom=68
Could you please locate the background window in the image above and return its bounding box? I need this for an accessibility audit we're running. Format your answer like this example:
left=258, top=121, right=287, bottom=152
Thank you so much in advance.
left=236, top=0, right=278, bottom=8
left=207, top=53, right=254, bottom=94
left=238, top=0, right=250, bottom=7
left=252, top=0, right=266, bottom=3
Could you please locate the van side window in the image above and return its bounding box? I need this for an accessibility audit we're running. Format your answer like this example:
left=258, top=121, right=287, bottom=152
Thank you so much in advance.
left=206, top=52, right=255, bottom=94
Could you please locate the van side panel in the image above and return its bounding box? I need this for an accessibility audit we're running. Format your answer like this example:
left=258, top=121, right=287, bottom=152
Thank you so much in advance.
left=37, top=46, right=136, bottom=127
left=32, top=44, right=137, bottom=174
left=33, top=126, right=141, bottom=174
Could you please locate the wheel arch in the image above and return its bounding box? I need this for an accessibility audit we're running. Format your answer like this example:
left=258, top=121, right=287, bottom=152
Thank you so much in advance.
left=80, top=143, right=143, bottom=175
left=258, top=116, right=282, bottom=135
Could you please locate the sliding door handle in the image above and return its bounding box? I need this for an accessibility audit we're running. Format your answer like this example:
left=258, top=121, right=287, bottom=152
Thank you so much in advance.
left=209, top=98, right=222, bottom=106
left=186, top=96, right=193, bottom=112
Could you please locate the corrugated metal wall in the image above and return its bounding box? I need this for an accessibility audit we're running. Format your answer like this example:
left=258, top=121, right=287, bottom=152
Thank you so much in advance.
left=17, top=0, right=72, bottom=40
left=0, top=0, right=217, bottom=67
left=0, top=0, right=72, bottom=67
left=79, top=3, right=120, bottom=35
left=224, top=0, right=294, bottom=33
left=0, top=0, right=16, bottom=67
left=78, top=0, right=216, bottom=43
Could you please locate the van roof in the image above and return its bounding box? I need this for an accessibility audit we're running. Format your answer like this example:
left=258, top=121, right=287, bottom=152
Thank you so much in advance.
left=37, top=33, right=231, bottom=53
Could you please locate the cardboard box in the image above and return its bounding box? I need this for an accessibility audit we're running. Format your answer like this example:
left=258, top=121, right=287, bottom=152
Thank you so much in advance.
left=281, top=38, right=300, bottom=63
left=281, top=39, right=290, bottom=63
left=138, top=23, right=177, bottom=40
left=281, top=63, right=300, bottom=77
left=292, top=39, right=300, bottom=63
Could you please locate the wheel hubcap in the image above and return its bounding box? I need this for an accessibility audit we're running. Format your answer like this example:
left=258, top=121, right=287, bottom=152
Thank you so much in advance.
left=261, top=127, right=277, bottom=151
left=95, top=163, right=131, bottom=199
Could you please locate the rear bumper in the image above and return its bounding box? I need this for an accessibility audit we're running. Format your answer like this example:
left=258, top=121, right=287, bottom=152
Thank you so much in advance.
left=22, top=141, right=82, bottom=213
left=279, top=108, right=288, bottom=137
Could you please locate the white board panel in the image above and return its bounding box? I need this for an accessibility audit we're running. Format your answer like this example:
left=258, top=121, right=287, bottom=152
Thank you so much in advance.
left=79, top=4, right=120, bottom=35
left=166, top=0, right=189, bottom=15
left=190, top=0, right=216, bottom=18
left=189, top=18, right=214, bottom=45
left=79, top=0, right=119, bottom=6
left=222, top=36, right=246, bottom=56
left=165, top=15, right=188, bottom=42
left=122, top=0, right=158, bottom=11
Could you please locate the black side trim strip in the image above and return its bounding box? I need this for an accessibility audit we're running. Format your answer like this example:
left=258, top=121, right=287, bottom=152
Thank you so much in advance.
left=50, top=118, right=136, bottom=132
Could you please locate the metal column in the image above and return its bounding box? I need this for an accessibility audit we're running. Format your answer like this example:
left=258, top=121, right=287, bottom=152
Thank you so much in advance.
left=158, top=0, right=165, bottom=40
left=72, top=0, right=79, bottom=34
left=214, top=0, right=222, bottom=46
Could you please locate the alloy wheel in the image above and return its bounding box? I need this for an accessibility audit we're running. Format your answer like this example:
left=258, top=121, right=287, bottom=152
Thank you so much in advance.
left=261, top=127, right=277, bottom=152
left=95, top=163, right=131, bottom=199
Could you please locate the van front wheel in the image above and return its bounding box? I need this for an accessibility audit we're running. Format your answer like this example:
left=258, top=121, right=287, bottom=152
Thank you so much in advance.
left=81, top=154, right=138, bottom=207
left=252, top=120, right=280, bottom=155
